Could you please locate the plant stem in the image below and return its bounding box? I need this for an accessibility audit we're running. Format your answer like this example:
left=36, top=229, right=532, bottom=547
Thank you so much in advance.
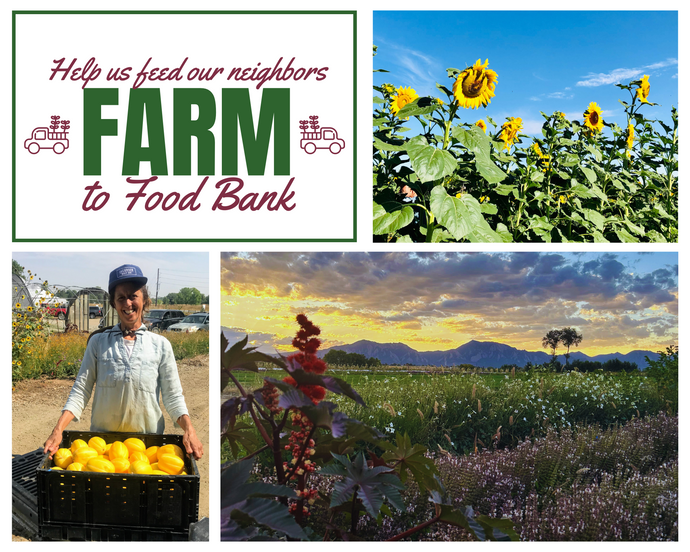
left=350, top=486, right=360, bottom=535
left=387, top=513, right=442, bottom=541
left=284, top=424, right=317, bottom=481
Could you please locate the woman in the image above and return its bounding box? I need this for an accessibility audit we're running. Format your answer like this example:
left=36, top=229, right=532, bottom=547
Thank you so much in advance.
left=44, top=264, right=204, bottom=460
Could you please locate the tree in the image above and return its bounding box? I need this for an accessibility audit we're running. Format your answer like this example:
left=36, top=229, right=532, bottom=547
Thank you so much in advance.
left=175, top=287, right=203, bottom=305
left=560, top=327, right=583, bottom=367
left=542, top=329, right=562, bottom=361
left=645, top=345, right=678, bottom=401
left=12, top=260, right=25, bottom=279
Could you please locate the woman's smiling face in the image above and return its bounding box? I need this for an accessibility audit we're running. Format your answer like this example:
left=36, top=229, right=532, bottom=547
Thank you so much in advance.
left=114, top=282, right=144, bottom=329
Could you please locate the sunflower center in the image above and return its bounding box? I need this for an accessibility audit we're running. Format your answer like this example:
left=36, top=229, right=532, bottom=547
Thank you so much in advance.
left=590, top=111, right=599, bottom=125
left=462, top=72, right=484, bottom=98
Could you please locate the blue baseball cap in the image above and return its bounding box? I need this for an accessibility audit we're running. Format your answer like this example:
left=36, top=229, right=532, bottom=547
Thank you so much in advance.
left=108, top=264, right=148, bottom=297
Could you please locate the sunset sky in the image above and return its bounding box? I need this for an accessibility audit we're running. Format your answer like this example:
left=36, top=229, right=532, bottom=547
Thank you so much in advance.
left=221, top=252, right=677, bottom=357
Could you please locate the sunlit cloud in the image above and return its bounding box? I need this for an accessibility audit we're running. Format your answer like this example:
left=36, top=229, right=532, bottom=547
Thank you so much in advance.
left=221, top=253, right=677, bottom=356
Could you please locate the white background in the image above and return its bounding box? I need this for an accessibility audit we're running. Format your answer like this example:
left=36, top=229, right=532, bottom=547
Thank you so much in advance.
left=3, top=0, right=686, bottom=548
left=14, top=12, right=354, bottom=240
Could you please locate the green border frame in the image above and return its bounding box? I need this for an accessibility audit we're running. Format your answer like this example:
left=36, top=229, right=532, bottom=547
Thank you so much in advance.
left=12, top=11, right=357, bottom=242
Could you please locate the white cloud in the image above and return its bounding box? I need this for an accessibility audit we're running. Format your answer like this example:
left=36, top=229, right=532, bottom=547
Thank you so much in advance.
left=520, top=118, right=545, bottom=135
left=576, top=58, right=678, bottom=87
left=547, top=91, right=574, bottom=100
left=529, top=96, right=541, bottom=102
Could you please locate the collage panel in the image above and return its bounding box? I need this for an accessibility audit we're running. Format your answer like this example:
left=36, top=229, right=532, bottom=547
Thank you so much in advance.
left=220, top=252, right=678, bottom=541
left=11, top=253, right=209, bottom=541
left=373, top=11, right=678, bottom=243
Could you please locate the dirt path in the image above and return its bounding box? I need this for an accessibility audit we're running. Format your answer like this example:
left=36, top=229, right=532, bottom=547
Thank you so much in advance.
left=12, top=353, right=209, bottom=540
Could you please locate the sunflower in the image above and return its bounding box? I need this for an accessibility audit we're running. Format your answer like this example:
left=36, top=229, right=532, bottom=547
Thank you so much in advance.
left=475, top=120, right=487, bottom=133
left=583, top=102, right=604, bottom=134
left=382, top=83, right=395, bottom=94
left=453, top=59, right=498, bottom=109
left=499, top=117, right=523, bottom=149
left=636, top=75, right=650, bottom=104
left=15, top=303, right=21, bottom=309
left=389, top=86, right=419, bottom=117
left=626, top=123, right=635, bottom=151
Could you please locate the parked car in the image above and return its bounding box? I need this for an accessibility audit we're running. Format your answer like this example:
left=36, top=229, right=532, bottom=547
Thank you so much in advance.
left=144, top=309, right=186, bottom=332
left=167, top=312, right=210, bottom=333
left=89, top=306, right=103, bottom=319
left=46, top=305, right=68, bottom=320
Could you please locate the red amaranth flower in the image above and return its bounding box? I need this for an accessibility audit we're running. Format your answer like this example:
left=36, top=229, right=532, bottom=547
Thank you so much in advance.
left=282, top=376, right=326, bottom=405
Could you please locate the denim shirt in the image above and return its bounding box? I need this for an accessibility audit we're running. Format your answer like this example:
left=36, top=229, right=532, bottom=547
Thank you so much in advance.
left=63, top=324, right=189, bottom=434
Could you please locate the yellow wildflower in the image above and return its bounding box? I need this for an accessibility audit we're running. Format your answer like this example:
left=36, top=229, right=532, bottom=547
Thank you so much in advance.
left=636, top=75, right=650, bottom=104
left=475, top=120, right=487, bottom=133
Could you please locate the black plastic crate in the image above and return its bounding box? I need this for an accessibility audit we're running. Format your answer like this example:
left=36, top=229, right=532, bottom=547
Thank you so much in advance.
left=38, top=430, right=199, bottom=540
left=39, top=523, right=189, bottom=541
left=12, top=449, right=44, bottom=539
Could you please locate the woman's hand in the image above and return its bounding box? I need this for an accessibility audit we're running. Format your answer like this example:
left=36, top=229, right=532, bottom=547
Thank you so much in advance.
left=177, top=414, right=204, bottom=460
left=44, top=410, right=75, bottom=459
left=43, top=427, right=63, bottom=459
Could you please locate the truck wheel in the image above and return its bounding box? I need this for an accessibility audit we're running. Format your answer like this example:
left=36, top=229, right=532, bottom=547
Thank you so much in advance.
left=329, top=142, right=342, bottom=154
left=27, top=143, right=40, bottom=154
left=58, top=313, right=65, bottom=320
left=305, top=142, right=316, bottom=154
left=89, top=313, right=95, bottom=319
left=53, top=142, right=65, bottom=154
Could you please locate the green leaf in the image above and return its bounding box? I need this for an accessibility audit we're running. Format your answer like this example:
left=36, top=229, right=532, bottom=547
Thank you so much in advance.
left=646, top=230, right=667, bottom=243
left=580, top=165, right=597, bottom=184
left=221, top=332, right=285, bottom=386
left=396, top=235, right=413, bottom=243
left=493, top=184, right=516, bottom=196
left=373, top=136, right=405, bottom=152
left=588, top=185, right=608, bottom=202
left=406, top=136, right=457, bottom=182
left=480, top=202, right=498, bottom=215
left=585, top=144, right=602, bottom=162
left=380, top=433, right=440, bottom=491
left=473, top=514, right=520, bottom=542
left=325, top=452, right=406, bottom=519
left=373, top=201, right=415, bottom=235
left=592, top=230, right=609, bottom=243
left=568, top=184, right=596, bottom=199
left=396, top=97, right=438, bottom=119
left=584, top=209, right=606, bottom=232
left=429, top=186, right=482, bottom=241
left=530, top=170, right=544, bottom=183
left=222, top=421, right=261, bottom=459
left=622, top=218, right=645, bottom=236
left=560, top=153, right=579, bottom=167
left=452, top=126, right=507, bottom=184
left=221, top=458, right=306, bottom=541
left=429, top=227, right=454, bottom=242
left=615, top=228, right=639, bottom=243
left=495, top=223, right=513, bottom=243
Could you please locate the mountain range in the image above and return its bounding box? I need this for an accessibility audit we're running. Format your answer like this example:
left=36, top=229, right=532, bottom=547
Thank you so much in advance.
left=317, top=339, right=659, bottom=369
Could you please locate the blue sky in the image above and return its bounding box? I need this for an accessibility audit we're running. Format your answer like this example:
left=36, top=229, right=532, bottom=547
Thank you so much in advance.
left=374, top=11, right=678, bottom=135
left=12, top=252, right=209, bottom=297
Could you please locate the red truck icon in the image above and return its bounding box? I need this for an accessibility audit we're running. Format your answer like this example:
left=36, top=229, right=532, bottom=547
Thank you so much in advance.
left=299, top=115, right=345, bottom=154
left=24, top=127, right=70, bottom=154
left=24, top=115, right=71, bottom=154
